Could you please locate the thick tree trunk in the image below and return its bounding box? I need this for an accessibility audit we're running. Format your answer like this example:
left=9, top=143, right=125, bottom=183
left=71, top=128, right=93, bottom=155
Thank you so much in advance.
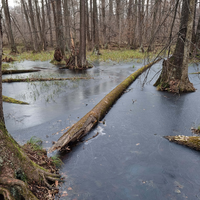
left=79, top=0, right=86, bottom=67
left=154, top=0, right=195, bottom=93
left=46, top=0, right=53, bottom=47
left=56, top=0, right=65, bottom=56
left=63, top=0, right=71, bottom=52
left=49, top=58, right=161, bottom=152
left=0, top=13, right=60, bottom=200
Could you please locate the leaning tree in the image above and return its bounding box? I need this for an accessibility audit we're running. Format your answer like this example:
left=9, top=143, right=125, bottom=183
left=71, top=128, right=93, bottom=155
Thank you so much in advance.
left=154, top=0, right=196, bottom=93
left=0, top=13, right=60, bottom=200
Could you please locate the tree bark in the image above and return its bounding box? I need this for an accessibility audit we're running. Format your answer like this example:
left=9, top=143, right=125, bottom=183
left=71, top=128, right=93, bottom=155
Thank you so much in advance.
left=2, top=0, right=18, bottom=53
left=21, top=0, right=34, bottom=49
left=56, top=0, right=65, bottom=56
left=154, top=0, right=195, bottom=93
left=49, top=58, right=161, bottom=152
left=63, top=0, right=71, bottom=52
left=46, top=0, right=53, bottom=47
left=28, top=0, right=39, bottom=52
left=79, top=0, right=86, bottom=67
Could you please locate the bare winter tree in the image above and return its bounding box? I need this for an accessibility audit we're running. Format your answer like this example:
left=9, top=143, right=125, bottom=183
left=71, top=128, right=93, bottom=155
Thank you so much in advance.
left=154, top=0, right=196, bottom=93
left=2, top=0, right=18, bottom=53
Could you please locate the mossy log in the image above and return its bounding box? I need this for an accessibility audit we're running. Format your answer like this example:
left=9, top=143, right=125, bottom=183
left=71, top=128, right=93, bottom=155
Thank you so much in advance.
left=164, top=135, right=200, bottom=151
left=2, top=95, right=29, bottom=104
left=49, top=58, right=161, bottom=152
left=2, top=77, right=92, bottom=83
left=190, top=72, right=200, bottom=74
left=2, top=69, right=40, bottom=75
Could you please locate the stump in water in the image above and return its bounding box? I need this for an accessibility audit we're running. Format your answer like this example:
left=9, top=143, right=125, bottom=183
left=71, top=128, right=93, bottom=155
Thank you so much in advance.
left=154, top=58, right=195, bottom=93
left=54, top=48, right=63, bottom=62
left=63, top=55, right=92, bottom=70
left=2, top=57, right=14, bottom=62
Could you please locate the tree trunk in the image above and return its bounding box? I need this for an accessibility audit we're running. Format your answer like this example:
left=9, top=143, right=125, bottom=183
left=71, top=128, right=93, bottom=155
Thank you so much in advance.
left=154, top=0, right=195, bottom=93
left=41, top=0, right=47, bottom=50
left=63, top=0, right=71, bottom=52
left=79, top=0, right=86, bottom=67
left=108, top=0, right=113, bottom=43
left=2, top=0, right=18, bottom=53
left=34, top=0, right=43, bottom=50
left=28, top=0, right=39, bottom=52
left=56, top=0, right=65, bottom=56
left=0, top=13, right=60, bottom=200
left=21, top=0, right=34, bottom=49
left=93, top=0, right=99, bottom=52
left=102, top=0, right=106, bottom=46
left=46, top=0, right=53, bottom=47
left=86, top=0, right=92, bottom=50
left=49, top=58, right=161, bottom=152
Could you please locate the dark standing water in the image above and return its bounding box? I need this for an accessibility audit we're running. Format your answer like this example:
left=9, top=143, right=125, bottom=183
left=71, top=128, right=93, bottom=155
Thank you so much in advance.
left=4, top=60, right=200, bottom=199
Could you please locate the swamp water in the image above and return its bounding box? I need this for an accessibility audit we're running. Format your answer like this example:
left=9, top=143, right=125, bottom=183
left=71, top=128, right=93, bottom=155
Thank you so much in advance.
left=4, top=60, right=200, bottom=199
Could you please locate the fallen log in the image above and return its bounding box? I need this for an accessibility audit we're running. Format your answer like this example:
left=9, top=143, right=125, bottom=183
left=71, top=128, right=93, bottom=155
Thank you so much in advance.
left=3, top=95, right=29, bottom=104
left=2, top=77, right=92, bottom=83
left=2, top=69, right=40, bottom=75
left=49, top=58, right=161, bottom=152
left=164, top=135, right=200, bottom=151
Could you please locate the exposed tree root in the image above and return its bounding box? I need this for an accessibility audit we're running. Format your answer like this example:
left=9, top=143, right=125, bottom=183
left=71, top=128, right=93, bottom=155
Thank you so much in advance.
left=0, top=177, right=38, bottom=200
left=154, top=58, right=195, bottom=93
left=2, top=57, right=15, bottom=63
left=49, top=58, right=161, bottom=152
left=61, top=55, right=93, bottom=69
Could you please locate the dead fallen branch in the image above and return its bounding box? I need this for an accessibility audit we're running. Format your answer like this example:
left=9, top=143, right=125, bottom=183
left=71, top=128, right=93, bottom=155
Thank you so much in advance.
left=2, top=77, right=92, bottom=83
left=49, top=58, right=161, bottom=152
left=3, top=95, right=29, bottom=104
left=164, top=135, right=200, bottom=151
left=190, top=72, right=200, bottom=74
left=2, top=69, right=40, bottom=75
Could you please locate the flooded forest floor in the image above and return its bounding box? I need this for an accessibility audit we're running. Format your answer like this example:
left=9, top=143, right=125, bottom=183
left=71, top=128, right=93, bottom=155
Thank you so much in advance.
left=4, top=59, right=200, bottom=200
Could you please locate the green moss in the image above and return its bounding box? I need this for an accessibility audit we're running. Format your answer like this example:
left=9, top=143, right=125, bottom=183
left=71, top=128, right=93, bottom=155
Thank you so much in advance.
left=2, top=63, right=10, bottom=70
left=87, top=49, right=151, bottom=62
left=3, top=95, right=29, bottom=105
left=50, top=59, right=66, bottom=65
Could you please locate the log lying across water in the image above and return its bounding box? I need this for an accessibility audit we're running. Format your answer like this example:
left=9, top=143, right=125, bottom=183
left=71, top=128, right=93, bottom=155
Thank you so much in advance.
left=2, top=69, right=41, bottom=75
left=164, top=135, right=200, bottom=151
left=3, top=95, right=29, bottom=104
left=49, top=58, right=161, bottom=152
left=2, top=77, right=92, bottom=83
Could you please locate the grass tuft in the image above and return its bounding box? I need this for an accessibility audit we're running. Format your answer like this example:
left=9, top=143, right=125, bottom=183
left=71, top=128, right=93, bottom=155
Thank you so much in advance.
left=27, top=136, right=43, bottom=151
left=51, top=155, right=63, bottom=168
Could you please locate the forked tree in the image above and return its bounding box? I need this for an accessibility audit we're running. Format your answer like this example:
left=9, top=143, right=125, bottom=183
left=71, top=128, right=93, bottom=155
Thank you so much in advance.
left=0, top=14, right=60, bottom=200
left=154, top=0, right=196, bottom=93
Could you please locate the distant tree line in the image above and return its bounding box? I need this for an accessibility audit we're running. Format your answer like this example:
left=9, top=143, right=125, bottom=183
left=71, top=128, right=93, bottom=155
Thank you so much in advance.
left=1, top=0, right=200, bottom=55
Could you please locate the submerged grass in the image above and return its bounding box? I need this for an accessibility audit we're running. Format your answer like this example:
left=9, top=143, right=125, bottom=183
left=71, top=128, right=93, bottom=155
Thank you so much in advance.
left=3, top=46, right=157, bottom=63
left=3, top=47, right=54, bottom=62
left=87, top=49, right=155, bottom=63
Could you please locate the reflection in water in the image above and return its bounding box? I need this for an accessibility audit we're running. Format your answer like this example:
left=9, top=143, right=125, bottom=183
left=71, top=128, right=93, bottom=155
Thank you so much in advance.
left=4, top=60, right=200, bottom=199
